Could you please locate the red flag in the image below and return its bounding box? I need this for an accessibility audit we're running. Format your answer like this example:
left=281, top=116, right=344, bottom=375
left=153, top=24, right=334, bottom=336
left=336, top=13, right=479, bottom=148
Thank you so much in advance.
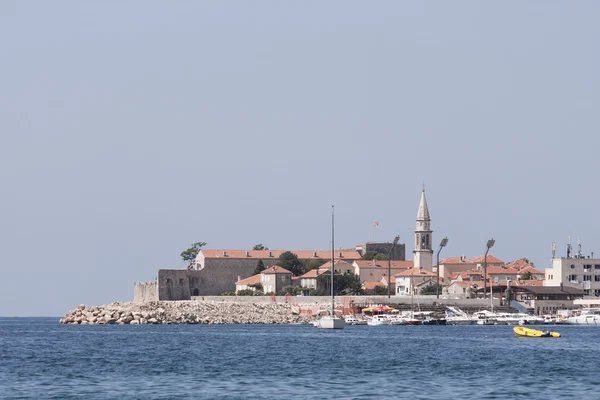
left=374, top=220, right=379, bottom=226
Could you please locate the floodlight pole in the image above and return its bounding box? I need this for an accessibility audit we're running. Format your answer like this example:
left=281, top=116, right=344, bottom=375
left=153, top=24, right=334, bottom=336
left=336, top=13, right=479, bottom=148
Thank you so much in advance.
left=388, top=236, right=400, bottom=298
left=436, top=237, right=449, bottom=299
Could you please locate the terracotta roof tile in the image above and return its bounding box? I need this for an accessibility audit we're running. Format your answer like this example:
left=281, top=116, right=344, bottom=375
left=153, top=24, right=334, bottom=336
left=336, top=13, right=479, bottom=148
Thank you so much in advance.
left=519, top=265, right=543, bottom=275
left=236, top=274, right=261, bottom=285
left=200, top=250, right=362, bottom=260
left=470, top=255, right=504, bottom=264
left=440, top=256, right=475, bottom=265
left=486, top=266, right=519, bottom=275
left=362, top=281, right=385, bottom=290
left=298, top=268, right=329, bottom=279
left=261, top=266, right=292, bottom=274
left=353, top=260, right=413, bottom=269
left=396, top=268, right=437, bottom=277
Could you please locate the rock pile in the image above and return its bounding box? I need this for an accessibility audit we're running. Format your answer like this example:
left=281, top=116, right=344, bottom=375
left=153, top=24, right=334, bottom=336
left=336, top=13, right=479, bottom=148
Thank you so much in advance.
left=59, top=301, right=315, bottom=325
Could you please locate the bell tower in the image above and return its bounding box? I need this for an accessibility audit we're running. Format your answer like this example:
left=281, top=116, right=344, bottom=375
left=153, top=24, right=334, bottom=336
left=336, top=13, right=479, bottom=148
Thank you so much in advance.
left=414, top=188, right=433, bottom=270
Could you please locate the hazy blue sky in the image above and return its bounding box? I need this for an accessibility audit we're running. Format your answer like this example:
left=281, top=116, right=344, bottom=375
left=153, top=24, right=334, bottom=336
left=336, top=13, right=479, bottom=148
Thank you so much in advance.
left=2, top=2, right=599, bottom=316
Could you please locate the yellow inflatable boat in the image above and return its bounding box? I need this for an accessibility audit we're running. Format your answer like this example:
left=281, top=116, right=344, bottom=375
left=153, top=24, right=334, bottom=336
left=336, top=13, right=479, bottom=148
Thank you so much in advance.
left=513, top=326, right=561, bottom=338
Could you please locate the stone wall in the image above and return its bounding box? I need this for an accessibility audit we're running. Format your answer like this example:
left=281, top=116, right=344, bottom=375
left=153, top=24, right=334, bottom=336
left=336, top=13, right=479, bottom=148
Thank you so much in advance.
left=197, top=255, right=279, bottom=271
left=356, top=242, right=406, bottom=261
left=133, top=281, right=158, bottom=303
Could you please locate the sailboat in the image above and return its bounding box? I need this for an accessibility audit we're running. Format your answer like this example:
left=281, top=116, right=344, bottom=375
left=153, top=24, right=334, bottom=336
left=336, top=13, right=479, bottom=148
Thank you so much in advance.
left=316, top=205, right=345, bottom=329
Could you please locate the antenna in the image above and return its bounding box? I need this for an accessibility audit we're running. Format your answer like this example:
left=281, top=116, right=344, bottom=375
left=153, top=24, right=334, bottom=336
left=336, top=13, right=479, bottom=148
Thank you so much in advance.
left=578, top=239, right=582, bottom=258
left=566, top=236, right=571, bottom=259
left=552, top=242, right=556, bottom=259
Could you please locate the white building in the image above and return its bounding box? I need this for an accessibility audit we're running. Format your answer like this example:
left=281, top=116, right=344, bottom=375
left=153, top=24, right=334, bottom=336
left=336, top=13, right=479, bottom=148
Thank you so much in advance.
left=414, top=189, right=433, bottom=271
left=545, top=256, right=600, bottom=296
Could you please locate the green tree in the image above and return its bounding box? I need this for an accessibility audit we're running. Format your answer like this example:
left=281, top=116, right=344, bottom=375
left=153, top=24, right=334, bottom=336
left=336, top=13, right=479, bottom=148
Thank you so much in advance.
left=180, top=242, right=207, bottom=266
left=253, top=244, right=269, bottom=250
left=303, top=258, right=328, bottom=272
left=420, top=283, right=443, bottom=295
left=372, top=285, right=388, bottom=295
left=336, top=271, right=365, bottom=295
left=362, top=250, right=388, bottom=261
left=254, top=259, right=265, bottom=275
left=278, top=251, right=305, bottom=276
left=521, top=271, right=533, bottom=280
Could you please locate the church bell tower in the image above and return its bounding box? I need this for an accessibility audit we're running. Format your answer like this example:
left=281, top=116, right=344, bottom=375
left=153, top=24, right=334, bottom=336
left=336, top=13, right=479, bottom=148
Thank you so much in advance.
left=414, top=189, right=433, bottom=270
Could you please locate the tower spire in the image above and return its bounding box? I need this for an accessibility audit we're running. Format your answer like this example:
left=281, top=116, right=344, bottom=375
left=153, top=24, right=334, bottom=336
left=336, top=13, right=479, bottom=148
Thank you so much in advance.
left=414, top=188, right=433, bottom=271
left=416, top=188, right=430, bottom=221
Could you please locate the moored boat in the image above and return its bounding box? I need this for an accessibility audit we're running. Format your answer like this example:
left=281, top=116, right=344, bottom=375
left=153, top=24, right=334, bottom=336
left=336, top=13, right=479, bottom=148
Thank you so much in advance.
left=513, top=326, right=561, bottom=338
left=565, top=308, right=600, bottom=325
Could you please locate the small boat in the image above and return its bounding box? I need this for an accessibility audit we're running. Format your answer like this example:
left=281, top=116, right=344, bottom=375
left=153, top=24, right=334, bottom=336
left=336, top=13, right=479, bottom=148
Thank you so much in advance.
left=367, top=315, right=390, bottom=326
left=344, top=316, right=367, bottom=326
left=513, top=326, right=561, bottom=338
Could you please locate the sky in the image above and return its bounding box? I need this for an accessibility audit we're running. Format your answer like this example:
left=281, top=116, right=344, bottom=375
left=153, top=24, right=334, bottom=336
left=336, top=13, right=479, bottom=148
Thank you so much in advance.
left=1, top=1, right=599, bottom=316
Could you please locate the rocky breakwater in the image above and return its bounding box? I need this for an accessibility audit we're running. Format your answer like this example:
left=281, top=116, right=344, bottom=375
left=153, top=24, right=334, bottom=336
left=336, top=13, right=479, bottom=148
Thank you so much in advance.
left=59, top=301, right=315, bottom=325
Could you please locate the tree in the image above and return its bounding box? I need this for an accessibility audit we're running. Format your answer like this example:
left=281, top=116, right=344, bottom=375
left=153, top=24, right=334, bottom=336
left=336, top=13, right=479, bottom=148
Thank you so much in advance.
left=372, top=285, right=388, bottom=295
left=253, top=244, right=269, bottom=250
left=278, top=251, right=305, bottom=276
left=362, top=250, right=389, bottom=261
left=335, top=271, right=365, bottom=295
left=303, top=258, right=328, bottom=272
left=420, top=283, right=443, bottom=295
left=521, top=271, right=533, bottom=280
left=180, top=242, right=207, bottom=266
left=254, top=259, right=266, bottom=275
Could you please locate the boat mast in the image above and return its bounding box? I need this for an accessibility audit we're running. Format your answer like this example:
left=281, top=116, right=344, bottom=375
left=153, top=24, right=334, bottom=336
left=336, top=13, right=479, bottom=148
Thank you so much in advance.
left=331, top=205, right=335, bottom=317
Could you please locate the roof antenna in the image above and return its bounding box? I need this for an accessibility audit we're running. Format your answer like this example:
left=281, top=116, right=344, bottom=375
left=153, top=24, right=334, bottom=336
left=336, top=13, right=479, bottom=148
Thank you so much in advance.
left=551, top=242, right=556, bottom=259
left=566, top=236, right=571, bottom=259
left=578, top=239, right=582, bottom=258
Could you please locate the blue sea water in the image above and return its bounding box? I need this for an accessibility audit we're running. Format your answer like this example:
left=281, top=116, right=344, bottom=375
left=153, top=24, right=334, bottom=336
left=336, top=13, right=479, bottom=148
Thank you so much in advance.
left=0, top=318, right=598, bottom=399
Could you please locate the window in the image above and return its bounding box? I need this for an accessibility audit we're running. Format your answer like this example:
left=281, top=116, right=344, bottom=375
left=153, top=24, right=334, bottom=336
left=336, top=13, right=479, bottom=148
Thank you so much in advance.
left=595, top=265, right=600, bottom=270
left=568, top=275, right=577, bottom=282
left=595, top=276, right=600, bottom=282
left=595, top=289, right=600, bottom=297
left=281, top=276, right=286, bottom=282
left=584, top=265, right=592, bottom=272
left=584, top=289, right=590, bottom=295
left=584, top=275, right=592, bottom=281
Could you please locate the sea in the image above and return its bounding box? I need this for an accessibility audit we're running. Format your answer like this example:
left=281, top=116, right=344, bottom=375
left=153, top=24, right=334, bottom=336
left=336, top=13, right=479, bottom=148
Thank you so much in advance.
left=0, top=318, right=598, bottom=399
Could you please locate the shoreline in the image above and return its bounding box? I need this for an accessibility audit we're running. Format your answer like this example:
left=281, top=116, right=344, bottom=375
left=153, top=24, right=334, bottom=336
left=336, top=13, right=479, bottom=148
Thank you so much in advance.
left=59, top=300, right=316, bottom=325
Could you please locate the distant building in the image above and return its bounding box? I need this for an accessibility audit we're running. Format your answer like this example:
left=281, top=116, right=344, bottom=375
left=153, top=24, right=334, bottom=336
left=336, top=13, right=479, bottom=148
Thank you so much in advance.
left=355, top=242, right=406, bottom=261
left=545, top=255, right=600, bottom=296
left=395, top=267, right=437, bottom=295
left=353, top=259, right=412, bottom=283
left=235, top=266, right=293, bottom=294
left=413, top=189, right=433, bottom=271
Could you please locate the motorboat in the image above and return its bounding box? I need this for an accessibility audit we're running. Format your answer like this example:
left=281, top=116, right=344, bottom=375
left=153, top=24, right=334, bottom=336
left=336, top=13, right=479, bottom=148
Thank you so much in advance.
left=414, top=311, right=446, bottom=325
left=367, top=315, right=390, bottom=326
left=513, top=326, right=561, bottom=338
left=344, top=315, right=367, bottom=326
left=565, top=308, right=600, bottom=325
left=495, top=313, right=521, bottom=325
left=383, top=314, right=405, bottom=325
left=472, top=310, right=499, bottom=325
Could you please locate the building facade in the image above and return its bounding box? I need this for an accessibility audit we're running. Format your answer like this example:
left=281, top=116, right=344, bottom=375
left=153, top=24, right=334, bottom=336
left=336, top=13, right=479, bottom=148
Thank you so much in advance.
left=545, top=256, right=600, bottom=296
left=413, top=189, right=433, bottom=271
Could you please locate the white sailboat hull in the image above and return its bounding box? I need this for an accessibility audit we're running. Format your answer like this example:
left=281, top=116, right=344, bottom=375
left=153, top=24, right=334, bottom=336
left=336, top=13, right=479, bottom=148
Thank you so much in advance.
left=317, top=316, right=345, bottom=329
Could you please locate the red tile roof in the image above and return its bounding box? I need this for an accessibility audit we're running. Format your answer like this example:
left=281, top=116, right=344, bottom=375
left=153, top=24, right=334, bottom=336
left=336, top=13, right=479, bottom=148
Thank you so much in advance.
left=519, top=265, right=543, bottom=275
left=261, top=266, right=292, bottom=274
left=439, top=256, right=475, bottom=265
left=486, top=266, right=519, bottom=275
left=298, top=268, right=329, bottom=279
left=470, top=255, right=504, bottom=264
left=381, top=276, right=396, bottom=284
left=362, top=281, right=385, bottom=290
left=505, top=258, right=531, bottom=271
left=396, top=268, right=437, bottom=277
left=353, top=260, right=413, bottom=269
left=236, top=274, right=261, bottom=285
left=200, top=250, right=362, bottom=260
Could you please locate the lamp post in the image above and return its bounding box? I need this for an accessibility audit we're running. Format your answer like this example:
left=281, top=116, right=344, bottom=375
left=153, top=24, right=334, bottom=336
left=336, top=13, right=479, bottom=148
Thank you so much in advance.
left=388, top=235, right=400, bottom=298
left=484, top=239, right=495, bottom=302
left=436, top=237, right=449, bottom=299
